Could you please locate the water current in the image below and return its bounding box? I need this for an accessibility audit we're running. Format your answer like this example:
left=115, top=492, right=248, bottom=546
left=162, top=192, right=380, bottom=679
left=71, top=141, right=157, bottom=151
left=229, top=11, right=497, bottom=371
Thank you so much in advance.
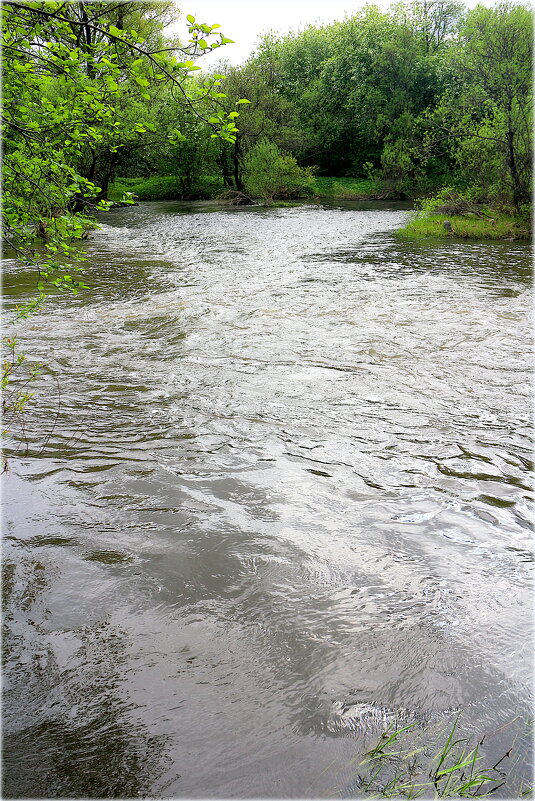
left=2, top=201, right=533, bottom=797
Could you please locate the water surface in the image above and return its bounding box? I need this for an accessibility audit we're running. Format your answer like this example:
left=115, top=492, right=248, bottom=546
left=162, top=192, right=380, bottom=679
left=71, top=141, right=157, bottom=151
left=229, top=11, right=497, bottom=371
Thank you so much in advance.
left=2, top=200, right=533, bottom=797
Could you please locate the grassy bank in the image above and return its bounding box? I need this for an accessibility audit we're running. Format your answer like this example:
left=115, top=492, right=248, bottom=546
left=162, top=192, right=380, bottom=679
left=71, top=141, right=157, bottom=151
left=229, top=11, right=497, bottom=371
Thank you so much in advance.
left=311, top=176, right=379, bottom=199
left=109, top=175, right=224, bottom=201
left=109, top=175, right=381, bottom=203
left=397, top=211, right=531, bottom=241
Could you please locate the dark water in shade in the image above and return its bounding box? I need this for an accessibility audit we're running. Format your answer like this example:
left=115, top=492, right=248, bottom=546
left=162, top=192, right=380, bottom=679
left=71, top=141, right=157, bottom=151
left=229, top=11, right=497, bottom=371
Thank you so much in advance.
left=2, top=200, right=533, bottom=798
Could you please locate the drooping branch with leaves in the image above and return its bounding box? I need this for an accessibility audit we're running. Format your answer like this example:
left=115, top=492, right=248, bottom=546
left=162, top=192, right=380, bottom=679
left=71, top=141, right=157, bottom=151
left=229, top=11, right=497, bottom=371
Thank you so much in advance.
left=1, top=0, right=249, bottom=453
left=1, top=1, right=246, bottom=292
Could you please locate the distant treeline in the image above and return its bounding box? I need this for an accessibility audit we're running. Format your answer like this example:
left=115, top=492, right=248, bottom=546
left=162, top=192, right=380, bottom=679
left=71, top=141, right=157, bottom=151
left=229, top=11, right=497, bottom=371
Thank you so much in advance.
left=113, top=1, right=532, bottom=209
left=3, top=0, right=532, bottom=231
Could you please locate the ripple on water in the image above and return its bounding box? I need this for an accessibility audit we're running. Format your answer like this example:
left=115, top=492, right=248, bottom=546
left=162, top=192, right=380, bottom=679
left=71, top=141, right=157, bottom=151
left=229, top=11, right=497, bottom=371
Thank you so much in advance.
left=3, top=201, right=533, bottom=797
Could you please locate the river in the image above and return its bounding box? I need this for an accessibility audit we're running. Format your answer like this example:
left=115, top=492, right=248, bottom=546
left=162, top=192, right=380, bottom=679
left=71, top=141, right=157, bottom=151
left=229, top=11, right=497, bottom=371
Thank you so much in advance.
left=2, top=200, right=533, bottom=798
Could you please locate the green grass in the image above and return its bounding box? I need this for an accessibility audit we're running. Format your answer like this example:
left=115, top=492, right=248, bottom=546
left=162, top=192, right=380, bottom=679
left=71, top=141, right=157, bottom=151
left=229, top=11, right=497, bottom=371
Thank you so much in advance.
left=109, top=175, right=380, bottom=203
left=109, top=175, right=224, bottom=201
left=354, top=714, right=533, bottom=798
left=397, top=212, right=531, bottom=240
left=311, top=176, right=379, bottom=199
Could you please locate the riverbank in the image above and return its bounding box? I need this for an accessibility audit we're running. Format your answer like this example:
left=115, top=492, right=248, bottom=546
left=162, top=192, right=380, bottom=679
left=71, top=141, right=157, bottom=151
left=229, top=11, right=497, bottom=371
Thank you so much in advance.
left=310, top=176, right=379, bottom=199
left=396, top=211, right=531, bottom=241
left=108, top=178, right=532, bottom=242
left=108, top=175, right=380, bottom=202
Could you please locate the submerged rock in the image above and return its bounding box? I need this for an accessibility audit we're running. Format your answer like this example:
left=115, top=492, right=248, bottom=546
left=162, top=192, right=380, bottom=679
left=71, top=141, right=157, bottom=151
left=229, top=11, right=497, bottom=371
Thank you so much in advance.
left=327, top=701, right=418, bottom=735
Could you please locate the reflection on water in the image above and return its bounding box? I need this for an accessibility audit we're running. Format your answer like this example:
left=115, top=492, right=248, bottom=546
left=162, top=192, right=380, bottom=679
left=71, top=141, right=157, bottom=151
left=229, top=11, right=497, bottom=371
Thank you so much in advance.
left=2, top=201, right=533, bottom=797
left=2, top=553, right=168, bottom=798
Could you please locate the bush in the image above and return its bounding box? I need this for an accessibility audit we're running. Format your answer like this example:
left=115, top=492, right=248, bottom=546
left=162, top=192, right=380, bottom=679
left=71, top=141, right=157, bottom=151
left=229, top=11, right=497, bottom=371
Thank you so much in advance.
left=243, top=139, right=316, bottom=204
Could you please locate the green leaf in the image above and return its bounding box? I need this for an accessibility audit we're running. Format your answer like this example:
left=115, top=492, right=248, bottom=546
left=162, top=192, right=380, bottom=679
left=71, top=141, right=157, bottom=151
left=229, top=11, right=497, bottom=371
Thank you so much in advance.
left=186, top=14, right=195, bottom=23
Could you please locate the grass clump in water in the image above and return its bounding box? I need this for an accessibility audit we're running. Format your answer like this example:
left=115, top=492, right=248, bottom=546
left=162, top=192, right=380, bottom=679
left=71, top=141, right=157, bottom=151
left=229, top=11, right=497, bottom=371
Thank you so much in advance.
left=354, top=714, right=533, bottom=798
left=396, top=188, right=531, bottom=240
left=397, top=213, right=530, bottom=240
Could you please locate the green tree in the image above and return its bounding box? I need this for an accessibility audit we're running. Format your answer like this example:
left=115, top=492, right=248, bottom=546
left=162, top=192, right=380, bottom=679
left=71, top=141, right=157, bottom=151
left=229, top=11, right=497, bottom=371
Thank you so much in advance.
left=210, top=57, right=299, bottom=192
left=250, top=7, right=446, bottom=179
left=430, top=2, right=532, bottom=207
left=1, top=0, right=241, bottom=292
left=393, top=0, right=464, bottom=53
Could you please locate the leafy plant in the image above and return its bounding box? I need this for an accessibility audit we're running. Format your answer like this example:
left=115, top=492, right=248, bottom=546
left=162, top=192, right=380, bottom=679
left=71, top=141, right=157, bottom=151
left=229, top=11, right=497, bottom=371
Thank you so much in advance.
left=243, top=139, right=315, bottom=204
left=355, top=714, right=532, bottom=798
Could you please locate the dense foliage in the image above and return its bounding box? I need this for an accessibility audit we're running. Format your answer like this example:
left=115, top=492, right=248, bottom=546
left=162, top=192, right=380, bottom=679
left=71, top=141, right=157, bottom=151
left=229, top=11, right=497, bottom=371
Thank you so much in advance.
left=107, top=0, right=533, bottom=211
left=239, top=0, right=532, bottom=207
left=1, top=0, right=244, bottom=296
left=3, top=0, right=531, bottom=232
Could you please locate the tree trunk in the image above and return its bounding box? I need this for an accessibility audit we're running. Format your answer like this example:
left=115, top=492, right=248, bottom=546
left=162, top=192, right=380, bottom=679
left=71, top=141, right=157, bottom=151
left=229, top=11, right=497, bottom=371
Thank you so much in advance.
left=233, top=137, right=244, bottom=192
left=95, top=151, right=119, bottom=200
left=506, top=107, right=523, bottom=209
left=79, top=2, right=96, bottom=79
left=217, top=145, right=234, bottom=187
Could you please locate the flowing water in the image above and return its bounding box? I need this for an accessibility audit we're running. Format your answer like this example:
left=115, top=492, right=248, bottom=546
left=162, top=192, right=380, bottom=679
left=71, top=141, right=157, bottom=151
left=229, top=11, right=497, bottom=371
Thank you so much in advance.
left=2, top=201, right=533, bottom=798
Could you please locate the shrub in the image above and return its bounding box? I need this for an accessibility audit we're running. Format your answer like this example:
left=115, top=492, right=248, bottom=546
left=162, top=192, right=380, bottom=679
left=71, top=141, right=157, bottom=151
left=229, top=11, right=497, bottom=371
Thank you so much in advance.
left=243, top=139, right=316, bottom=204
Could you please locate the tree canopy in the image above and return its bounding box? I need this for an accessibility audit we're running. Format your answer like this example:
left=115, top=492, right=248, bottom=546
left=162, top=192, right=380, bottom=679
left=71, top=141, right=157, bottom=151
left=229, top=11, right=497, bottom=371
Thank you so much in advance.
left=1, top=0, right=245, bottom=300
left=2, top=0, right=532, bottom=249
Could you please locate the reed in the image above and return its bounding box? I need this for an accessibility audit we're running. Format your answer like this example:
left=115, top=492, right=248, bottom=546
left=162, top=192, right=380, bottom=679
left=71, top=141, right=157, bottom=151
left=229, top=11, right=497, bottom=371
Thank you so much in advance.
left=354, top=714, right=533, bottom=798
